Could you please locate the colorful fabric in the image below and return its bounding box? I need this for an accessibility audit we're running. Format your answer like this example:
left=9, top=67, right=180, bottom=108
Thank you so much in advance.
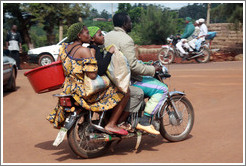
left=67, top=22, right=84, bottom=42
left=133, top=76, right=168, bottom=115
left=88, top=26, right=100, bottom=38
left=47, top=43, right=124, bottom=128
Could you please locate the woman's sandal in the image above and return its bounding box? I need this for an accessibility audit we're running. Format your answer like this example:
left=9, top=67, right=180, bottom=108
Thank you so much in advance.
left=107, top=128, right=128, bottom=136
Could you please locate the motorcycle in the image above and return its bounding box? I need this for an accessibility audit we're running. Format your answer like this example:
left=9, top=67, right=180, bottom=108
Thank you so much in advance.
left=51, top=61, right=195, bottom=159
left=158, top=34, right=211, bottom=64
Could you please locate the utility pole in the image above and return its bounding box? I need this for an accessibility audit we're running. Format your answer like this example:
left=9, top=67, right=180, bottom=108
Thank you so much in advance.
left=207, top=3, right=211, bottom=25
left=111, top=3, right=114, bottom=18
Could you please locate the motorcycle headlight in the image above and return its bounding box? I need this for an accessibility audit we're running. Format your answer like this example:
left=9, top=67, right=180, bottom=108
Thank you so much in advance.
left=162, top=66, right=169, bottom=74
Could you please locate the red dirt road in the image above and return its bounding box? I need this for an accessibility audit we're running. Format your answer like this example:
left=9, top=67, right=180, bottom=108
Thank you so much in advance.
left=2, top=61, right=244, bottom=164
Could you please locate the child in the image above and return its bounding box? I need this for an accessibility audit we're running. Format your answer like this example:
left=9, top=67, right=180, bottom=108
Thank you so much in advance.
left=87, top=26, right=115, bottom=76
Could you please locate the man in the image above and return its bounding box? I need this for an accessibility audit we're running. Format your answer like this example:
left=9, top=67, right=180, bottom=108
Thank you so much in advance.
left=6, top=25, right=22, bottom=69
left=105, top=12, right=168, bottom=135
left=188, top=20, right=201, bottom=51
left=176, top=17, right=195, bottom=58
left=195, top=18, right=208, bottom=51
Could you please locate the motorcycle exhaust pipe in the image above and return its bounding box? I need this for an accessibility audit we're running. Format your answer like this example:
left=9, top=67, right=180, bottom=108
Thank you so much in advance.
left=188, top=53, right=203, bottom=59
left=87, top=133, right=135, bottom=142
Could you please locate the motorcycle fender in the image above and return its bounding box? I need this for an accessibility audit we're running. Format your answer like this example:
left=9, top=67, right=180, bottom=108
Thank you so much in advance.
left=161, top=45, right=174, bottom=51
left=157, top=91, right=185, bottom=118
left=53, top=127, right=68, bottom=147
left=169, top=91, right=185, bottom=97
left=169, top=47, right=174, bottom=51
left=53, top=112, right=78, bottom=147
left=64, top=112, right=78, bottom=130
left=161, top=45, right=169, bottom=48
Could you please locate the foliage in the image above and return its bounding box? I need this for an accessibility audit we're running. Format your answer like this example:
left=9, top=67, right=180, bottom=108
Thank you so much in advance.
left=100, top=9, right=111, bottom=19
left=83, top=20, right=113, bottom=32
left=3, top=3, right=36, bottom=48
left=25, top=3, right=91, bottom=45
left=3, top=2, right=243, bottom=50
left=116, top=3, right=145, bottom=25
left=29, top=24, right=47, bottom=47
left=211, top=3, right=243, bottom=28
left=178, top=3, right=207, bottom=20
left=88, top=8, right=100, bottom=19
left=132, top=5, right=177, bottom=45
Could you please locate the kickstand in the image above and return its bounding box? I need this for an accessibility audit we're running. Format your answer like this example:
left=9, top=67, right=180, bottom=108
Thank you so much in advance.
left=134, top=131, right=142, bottom=152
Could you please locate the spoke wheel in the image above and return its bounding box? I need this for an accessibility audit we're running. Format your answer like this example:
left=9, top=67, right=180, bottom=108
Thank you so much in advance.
left=67, top=115, right=111, bottom=158
left=159, top=95, right=194, bottom=142
left=158, top=48, right=175, bottom=64
left=195, top=48, right=210, bottom=63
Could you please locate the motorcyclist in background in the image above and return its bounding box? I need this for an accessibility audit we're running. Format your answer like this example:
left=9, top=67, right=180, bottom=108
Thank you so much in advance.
left=195, top=18, right=208, bottom=51
left=175, top=17, right=195, bottom=59
left=188, top=20, right=201, bottom=52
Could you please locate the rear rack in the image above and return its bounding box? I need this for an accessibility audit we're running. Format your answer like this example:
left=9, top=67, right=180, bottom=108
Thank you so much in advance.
left=53, top=94, right=72, bottom=97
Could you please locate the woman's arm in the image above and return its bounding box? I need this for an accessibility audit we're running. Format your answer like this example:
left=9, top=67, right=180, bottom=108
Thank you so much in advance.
left=92, top=45, right=114, bottom=76
left=96, top=51, right=113, bottom=76
left=75, top=47, right=98, bottom=79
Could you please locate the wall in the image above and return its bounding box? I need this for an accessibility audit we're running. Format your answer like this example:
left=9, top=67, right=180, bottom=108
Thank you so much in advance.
left=207, top=23, right=243, bottom=53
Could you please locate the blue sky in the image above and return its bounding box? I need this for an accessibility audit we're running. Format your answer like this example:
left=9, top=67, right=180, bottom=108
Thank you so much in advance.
left=90, top=3, right=190, bottom=14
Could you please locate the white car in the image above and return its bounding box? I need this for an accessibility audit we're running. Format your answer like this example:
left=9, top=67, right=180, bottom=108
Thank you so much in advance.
left=27, top=31, right=107, bottom=66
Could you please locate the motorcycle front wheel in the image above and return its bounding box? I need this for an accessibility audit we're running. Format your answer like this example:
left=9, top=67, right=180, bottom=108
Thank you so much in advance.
left=195, top=47, right=210, bottom=63
left=67, top=115, right=111, bottom=158
left=158, top=48, right=175, bottom=65
left=159, top=95, right=194, bottom=142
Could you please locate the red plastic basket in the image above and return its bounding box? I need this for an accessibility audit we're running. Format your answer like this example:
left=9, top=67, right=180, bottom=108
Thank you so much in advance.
left=24, top=61, right=65, bottom=94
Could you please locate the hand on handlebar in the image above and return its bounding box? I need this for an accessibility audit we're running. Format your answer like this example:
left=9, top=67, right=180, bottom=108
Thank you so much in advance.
left=154, top=64, right=162, bottom=72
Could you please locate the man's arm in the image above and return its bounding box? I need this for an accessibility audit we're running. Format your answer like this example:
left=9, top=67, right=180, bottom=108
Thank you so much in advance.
left=18, top=32, right=22, bottom=53
left=6, top=32, right=10, bottom=49
left=181, top=24, right=195, bottom=39
left=120, top=38, right=155, bottom=77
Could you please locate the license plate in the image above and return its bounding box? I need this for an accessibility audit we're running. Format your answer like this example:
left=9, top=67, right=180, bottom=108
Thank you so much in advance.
left=53, top=127, right=68, bottom=147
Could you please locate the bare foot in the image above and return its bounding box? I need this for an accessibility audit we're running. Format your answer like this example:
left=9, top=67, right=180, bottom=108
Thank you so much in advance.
left=105, top=125, right=122, bottom=133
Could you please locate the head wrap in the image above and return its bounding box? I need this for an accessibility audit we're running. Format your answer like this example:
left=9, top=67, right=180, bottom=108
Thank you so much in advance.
left=195, top=20, right=199, bottom=24
left=88, top=26, right=100, bottom=38
left=67, top=22, right=84, bottom=42
left=199, top=18, right=205, bottom=23
left=185, top=17, right=192, bottom=22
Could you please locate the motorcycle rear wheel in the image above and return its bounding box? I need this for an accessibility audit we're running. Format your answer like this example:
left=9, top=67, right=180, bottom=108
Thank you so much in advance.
left=195, top=47, right=210, bottom=63
left=158, top=48, right=175, bottom=65
left=67, top=115, right=111, bottom=158
left=159, top=95, right=194, bottom=142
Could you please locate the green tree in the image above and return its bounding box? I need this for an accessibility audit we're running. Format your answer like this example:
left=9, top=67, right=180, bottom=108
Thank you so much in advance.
left=132, top=5, right=176, bottom=45
left=178, top=3, right=207, bottom=20
left=3, top=3, right=36, bottom=49
left=89, top=8, right=100, bottom=19
left=100, top=9, right=110, bottom=19
left=26, top=3, right=91, bottom=45
left=129, top=7, right=144, bottom=24
left=211, top=3, right=243, bottom=28
left=117, top=3, right=132, bottom=13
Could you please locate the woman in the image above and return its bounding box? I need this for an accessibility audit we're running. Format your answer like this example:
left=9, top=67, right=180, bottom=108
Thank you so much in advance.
left=87, top=26, right=131, bottom=129
left=47, top=22, right=129, bottom=135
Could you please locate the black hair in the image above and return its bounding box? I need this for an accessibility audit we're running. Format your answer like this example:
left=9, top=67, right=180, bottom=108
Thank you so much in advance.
left=113, top=12, right=129, bottom=27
